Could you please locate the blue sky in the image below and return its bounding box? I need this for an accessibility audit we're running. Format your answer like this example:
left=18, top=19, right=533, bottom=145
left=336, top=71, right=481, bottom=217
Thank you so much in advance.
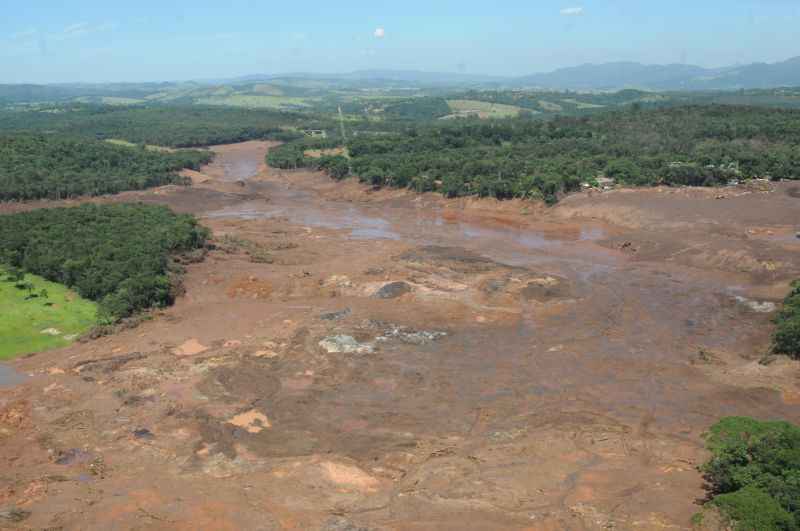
left=2, top=0, right=799, bottom=83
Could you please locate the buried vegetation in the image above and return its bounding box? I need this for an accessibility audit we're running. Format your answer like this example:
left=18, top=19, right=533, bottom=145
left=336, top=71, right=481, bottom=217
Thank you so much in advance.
left=0, top=268, right=98, bottom=359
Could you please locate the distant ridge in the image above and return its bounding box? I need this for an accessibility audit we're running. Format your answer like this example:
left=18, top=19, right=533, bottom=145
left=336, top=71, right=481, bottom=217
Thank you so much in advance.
left=3, top=56, right=800, bottom=96
left=513, top=56, right=800, bottom=90
left=223, top=56, right=800, bottom=90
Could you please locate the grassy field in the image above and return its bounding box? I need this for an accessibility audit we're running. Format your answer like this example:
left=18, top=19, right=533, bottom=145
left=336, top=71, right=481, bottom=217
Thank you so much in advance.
left=304, top=146, right=349, bottom=158
left=537, top=100, right=564, bottom=112
left=0, top=270, right=98, bottom=360
left=445, top=99, right=523, bottom=118
left=104, top=138, right=176, bottom=152
left=561, top=98, right=605, bottom=109
left=196, top=94, right=314, bottom=109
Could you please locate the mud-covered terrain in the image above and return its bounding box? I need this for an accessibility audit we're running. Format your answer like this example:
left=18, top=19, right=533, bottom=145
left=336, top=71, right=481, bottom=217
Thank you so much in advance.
left=2, top=141, right=799, bottom=530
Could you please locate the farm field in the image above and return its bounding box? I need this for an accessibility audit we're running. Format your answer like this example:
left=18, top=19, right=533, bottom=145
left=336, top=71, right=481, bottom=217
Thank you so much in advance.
left=445, top=98, right=524, bottom=118
left=196, top=94, right=316, bottom=109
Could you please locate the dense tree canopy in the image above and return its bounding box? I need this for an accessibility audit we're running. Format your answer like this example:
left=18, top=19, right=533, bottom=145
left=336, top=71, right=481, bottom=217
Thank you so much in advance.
left=0, top=134, right=213, bottom=201
left=774, top=280, right=800, bottom=360
left=0, top=104, right=318, bottom=147
left=702, top=416, right=800, bottom=530
left=269, top=105, right=800, bottom=204
left=0, top=203, right=208, bottom=321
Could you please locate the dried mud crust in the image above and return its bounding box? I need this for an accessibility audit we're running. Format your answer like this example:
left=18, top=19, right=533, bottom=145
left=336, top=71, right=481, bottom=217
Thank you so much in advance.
left=2, top=141, right=799, bottom=530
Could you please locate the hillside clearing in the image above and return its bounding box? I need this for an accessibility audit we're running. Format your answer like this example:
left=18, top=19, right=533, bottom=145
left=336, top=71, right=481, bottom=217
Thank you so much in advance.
left=445, top=99, right=523, bottom=118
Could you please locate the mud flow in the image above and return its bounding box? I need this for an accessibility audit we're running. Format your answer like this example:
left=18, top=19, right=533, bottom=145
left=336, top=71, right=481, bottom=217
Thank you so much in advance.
left=2, top=141, right=799, bottom=530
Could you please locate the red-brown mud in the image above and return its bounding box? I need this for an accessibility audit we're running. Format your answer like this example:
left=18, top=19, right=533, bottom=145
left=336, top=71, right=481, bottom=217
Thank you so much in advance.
left=2, top=141, right=799, bottom=530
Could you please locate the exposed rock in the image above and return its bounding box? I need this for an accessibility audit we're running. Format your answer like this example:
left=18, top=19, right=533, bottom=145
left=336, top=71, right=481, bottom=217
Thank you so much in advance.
left=364, top=320, right=447, bottom=345
left=55, top=448, right=93, bottom=465
left=521, top=276, right=571, bottom=302
left=320, top=308, right=352, bottom=321
left=399, top=245, right=498, bottom=274
left=73, top=352, right=146, bottom=374
left=319, top=335, right=374, bottom=354
left=377, top=326, right=446, bottom=345
left=0, top=507, right=31, bottom=522
left=734, top=296, right=777, bottom=313
left=40, top=328, right=62, bottom=336
left=133, top=428, right=155, bottom=440
left=321, top=516, right=372, bottom=531
left=373, top=281, right=412, bottom=299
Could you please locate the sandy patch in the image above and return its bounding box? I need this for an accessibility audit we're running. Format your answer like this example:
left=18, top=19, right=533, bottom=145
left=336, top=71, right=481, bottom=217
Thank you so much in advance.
left=320, top=461, right=379, bottom=492
left=227, top=409, right=271, bottom=433
left=173, top=338, right=209, bottom=357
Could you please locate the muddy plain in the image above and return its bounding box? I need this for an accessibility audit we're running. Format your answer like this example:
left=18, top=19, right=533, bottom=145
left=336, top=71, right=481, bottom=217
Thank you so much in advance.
left=1, top=141, right=799, bottom=530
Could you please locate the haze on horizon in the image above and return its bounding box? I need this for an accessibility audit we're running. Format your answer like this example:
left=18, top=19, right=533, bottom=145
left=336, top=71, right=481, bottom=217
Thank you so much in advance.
left=2, top=0, right=799, bottom=84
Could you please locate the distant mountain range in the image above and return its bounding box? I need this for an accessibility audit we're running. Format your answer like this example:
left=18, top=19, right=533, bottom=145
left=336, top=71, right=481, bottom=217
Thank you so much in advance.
left=232, top=56, right=800, bottom=91
left=513, top=56, right=800, bottom=90
left=2, top=56, right=799, bottom=105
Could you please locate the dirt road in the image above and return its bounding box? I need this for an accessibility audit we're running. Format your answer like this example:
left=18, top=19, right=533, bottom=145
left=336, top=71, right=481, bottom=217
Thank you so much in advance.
left=2, top=141, right=799, bottom=530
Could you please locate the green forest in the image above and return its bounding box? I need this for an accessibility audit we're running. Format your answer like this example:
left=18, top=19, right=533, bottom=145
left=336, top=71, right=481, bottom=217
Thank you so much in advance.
left=701, top=417, right=800, bottom=530
left=269, top=104, right=800, bottom=204
left=0, top=134, right=213, bottom=201
left=0, top=203, right=208, bottom=321
left=0, top=104, right=321, bottom=147
left=774, top=280, right=800, bottom=360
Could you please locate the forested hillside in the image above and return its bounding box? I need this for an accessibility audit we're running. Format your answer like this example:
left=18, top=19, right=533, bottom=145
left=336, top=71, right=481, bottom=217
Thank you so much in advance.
left=0, top=105, right=321, bottom=147
left=0, top=134, right=212, bottom=201
left=0, top=203, right=208, bottom=321
left=273, top=105, right=800, bottom=204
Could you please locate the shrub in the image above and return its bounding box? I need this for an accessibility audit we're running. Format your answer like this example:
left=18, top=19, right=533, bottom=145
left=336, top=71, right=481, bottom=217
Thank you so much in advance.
left=774, top=281, right=800, bottom=359
left=701, top=417, right=800, bottom=530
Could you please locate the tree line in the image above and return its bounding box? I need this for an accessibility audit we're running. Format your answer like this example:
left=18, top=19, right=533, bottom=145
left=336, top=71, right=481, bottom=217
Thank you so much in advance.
left=0, top=104, right=322, bottom=147
left=268, top=104, right=800, bottom=204
left=0, top=203, right=208, bottom=321
left=0, top=134, right=213, bottom=201
left=774, top=280, right=800, bottom=360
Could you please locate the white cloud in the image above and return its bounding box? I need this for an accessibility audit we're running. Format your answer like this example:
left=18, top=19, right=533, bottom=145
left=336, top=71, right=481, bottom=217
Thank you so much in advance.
left=53, top=21, right=117, bottom=41
left=63, top=22, right=90, bottom=36
left=374, top=27, right=385, bottom=39
left=560, top=7, right=584, bottom=16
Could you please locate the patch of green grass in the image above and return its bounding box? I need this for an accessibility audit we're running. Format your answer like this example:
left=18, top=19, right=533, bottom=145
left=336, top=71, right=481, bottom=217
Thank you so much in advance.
left=196, top=94, right=313, bottom=109
left=561, top=98, right=606, bottom=109
left=0, top=269, right=98, bottom=360
left=446, top=99, right=523, bottom=118
left=104, top=138, right=175, bottom=152
left=537, top=100, right=564, bottom=112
